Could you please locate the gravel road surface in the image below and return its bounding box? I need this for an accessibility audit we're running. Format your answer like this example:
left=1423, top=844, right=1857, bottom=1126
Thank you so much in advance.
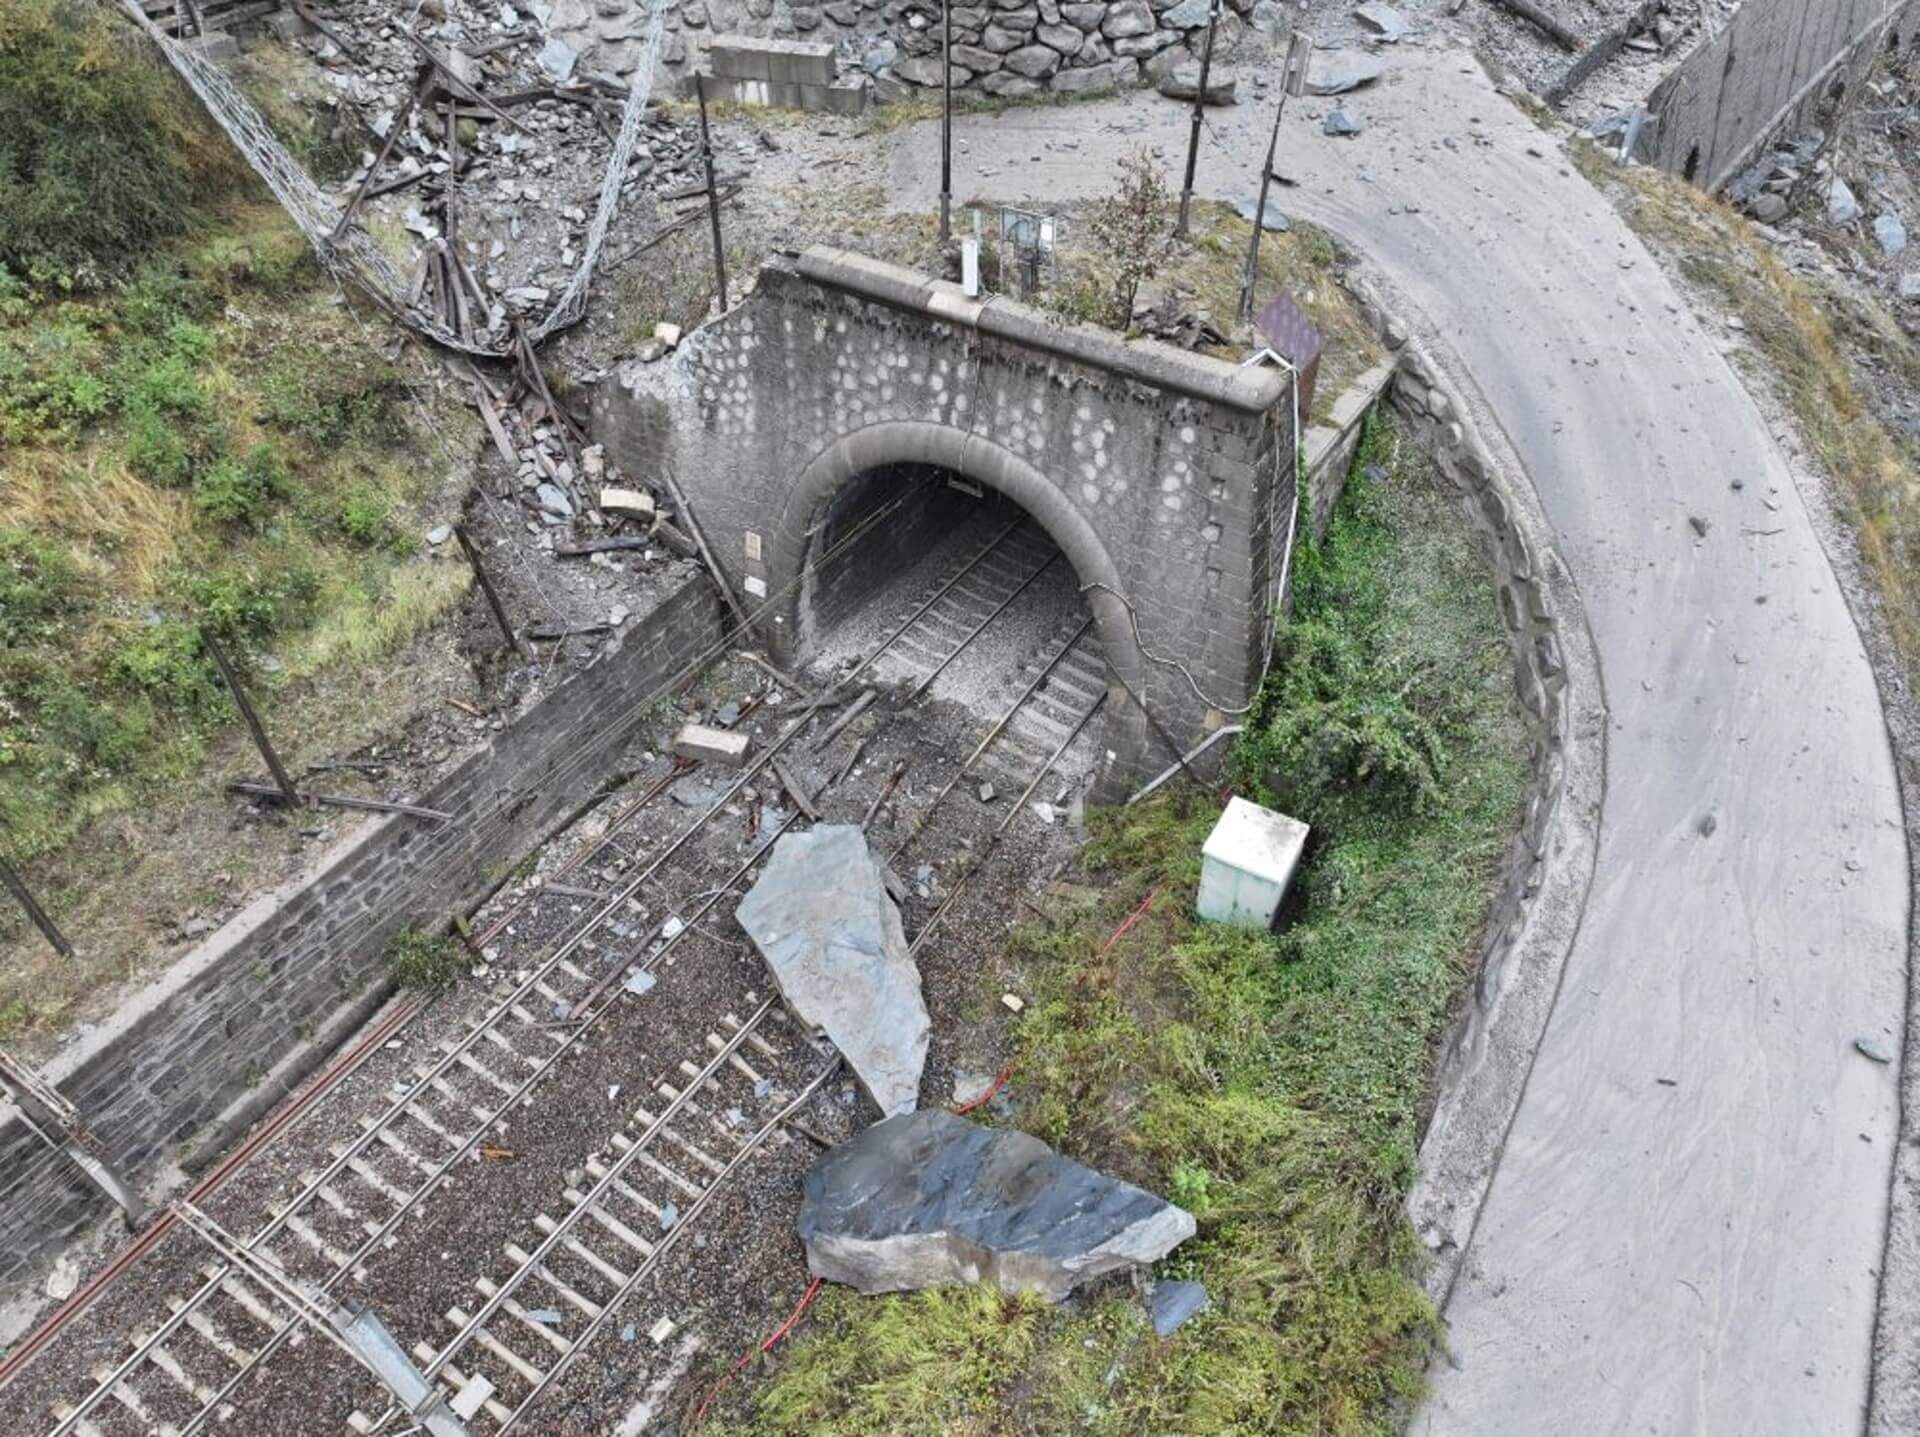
left=886, top=44, right=1911, bottom=1433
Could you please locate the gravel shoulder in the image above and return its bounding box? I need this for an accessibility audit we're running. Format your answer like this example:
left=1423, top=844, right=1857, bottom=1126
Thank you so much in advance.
left=881, top=41, right=1908, bottom=1432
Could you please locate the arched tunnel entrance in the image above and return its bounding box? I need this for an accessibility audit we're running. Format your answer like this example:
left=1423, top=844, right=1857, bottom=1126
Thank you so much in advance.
left=793, top=460, right=1113, bottom=792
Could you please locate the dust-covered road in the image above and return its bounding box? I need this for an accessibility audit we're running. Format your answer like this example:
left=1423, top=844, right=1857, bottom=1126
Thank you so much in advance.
left=886, top=45, right=1910, bottom=1434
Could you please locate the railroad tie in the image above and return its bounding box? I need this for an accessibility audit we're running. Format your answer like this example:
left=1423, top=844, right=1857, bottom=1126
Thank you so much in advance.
left=503, top=1243, right=604, bottom=1319
left=534, top=1212, right=634, bottom=1285
left=444, top=1305, right=548, bottom=1388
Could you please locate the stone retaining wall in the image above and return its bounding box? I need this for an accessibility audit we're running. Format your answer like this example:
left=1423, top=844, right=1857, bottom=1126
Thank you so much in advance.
left=0, top=576, right=724, bottom=1293
left=548, top=0, right=1290, bottom=101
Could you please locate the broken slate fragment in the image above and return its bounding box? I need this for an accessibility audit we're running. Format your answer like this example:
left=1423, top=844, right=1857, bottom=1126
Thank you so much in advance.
left=797, top=1110, right=1195, bottom=1302
left=1323, top=109, right=1363, bottom=138
left=1874, top=213, right=1908, bottom=258
left=1306, top=49, right=1385, bottom=96
left=1150, top=1278, right=1210, bottom=1336
left=537, top=37, right=578, bottom=82
left=1232, top=192, right=1291, bottom=232
left=1353, top=2, right=1410, bottom=40
left=736, top=825, right=929, bottom=1116
left=1157, top=61, right=1236, bottom=105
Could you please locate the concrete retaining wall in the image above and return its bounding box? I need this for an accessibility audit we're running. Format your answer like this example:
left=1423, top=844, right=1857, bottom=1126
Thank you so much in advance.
left=0, top=576, right=724, bottom=1293
left=1641, top=0, right=1920, bottom=191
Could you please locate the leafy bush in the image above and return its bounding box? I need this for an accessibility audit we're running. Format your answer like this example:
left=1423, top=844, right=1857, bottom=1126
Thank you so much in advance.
left=259, top=350, right=403, bottom=448
left=387, top=929, right=464, bottom=996
left=108, top=620, right=219, bottom=716
left=1082, top=148, right=1175, bottom=327
left=0, top=526, right=79, bottom=641
left=337, top=482, right=414, bottom=554
left=0, top=0, right=245, bottom=286
left=192, top=445, right=284, bottom=527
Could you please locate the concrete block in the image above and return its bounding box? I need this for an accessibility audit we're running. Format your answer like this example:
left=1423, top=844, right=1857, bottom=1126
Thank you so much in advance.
left=674, top=722, right=752, bottom=768
left=824, top=77, right=870, bottom=115
left=768, top=39, right=835, bottom=85
left=707, top=34, right=770, bottom=79
left=1197, top=797, right=1308, bottom=929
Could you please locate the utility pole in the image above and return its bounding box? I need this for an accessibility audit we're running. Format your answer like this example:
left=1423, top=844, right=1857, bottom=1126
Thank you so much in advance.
left=694, top=73, right=729, bottom=311
left=1174, top=0, right=1223, bottom=239
left=204, top=632, right=300, bottom=808
left=453, top=523, right=523, bottom=657
left=1239, top=29, right=1314, bottom=323
left=0, top=857, right=73, bottom=959
left=940, top=0, right=953, bottom=243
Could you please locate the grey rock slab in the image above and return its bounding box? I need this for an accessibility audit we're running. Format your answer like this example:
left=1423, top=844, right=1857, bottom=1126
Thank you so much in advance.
left=735, top=824, right=928, bottom=1116
left=1353, top=1, right=1409, bottom=39
left=1874, top=212, right=1907, bottom=257
left=1232, top=191, right=1290, bottom=231
left=1901, top=271, right=1920, bottom=301
left=1323, top=108, right=1362, bottom=137
left=797, top=1109, right=1195, bottom=1300
left=537, top=36, right=579, bottom=81
left=1827, top=174, right=1860, bottom=226
left=1305, top=48, right=1384, bottom=95
left=1158, top=60, right=1235, bottom=104
left=1150, top=1278, right=1210, bottom=1335
left=1004, top=42, right=1062, bottom=77
left=1160, top=0, right=1210, bottom=26
left=1101, top=0, right=1154, bottom=36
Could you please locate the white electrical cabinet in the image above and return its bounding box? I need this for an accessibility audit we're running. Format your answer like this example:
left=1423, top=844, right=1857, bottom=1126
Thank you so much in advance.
left=1197, top=797, right=1309, bottom=929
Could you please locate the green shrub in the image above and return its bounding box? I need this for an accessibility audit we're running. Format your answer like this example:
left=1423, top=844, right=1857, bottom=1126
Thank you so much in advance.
left=192, top=445, right=283, bottom=527
left=337, top=482, right=414, bottom=554
left=387, top=928, right=464, bottom=996
left=259, top=350, right=403, bottom=448
left=0, top=313, right=109, bottom=443
left=0, top=526, right=79, bottom=641
left=108, top=620, right=220, bottom=716
left=0, top=0, right=245, bottom=285
left=180, top=559, right=317, bottom=640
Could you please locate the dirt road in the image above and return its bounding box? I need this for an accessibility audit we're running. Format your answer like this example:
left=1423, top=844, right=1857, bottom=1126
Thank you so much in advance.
left=887, top=46, right=1910, bottom=1433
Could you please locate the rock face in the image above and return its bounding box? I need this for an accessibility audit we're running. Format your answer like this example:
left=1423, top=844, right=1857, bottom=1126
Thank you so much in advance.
left=553, top=0, right=1262, bottom=101
left=736, top=825, right=928, bottom=1116
left=797, top=1109, right=1196, bottom=1302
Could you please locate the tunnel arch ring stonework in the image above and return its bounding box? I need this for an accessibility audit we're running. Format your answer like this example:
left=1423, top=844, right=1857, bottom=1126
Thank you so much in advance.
left=765, top=418, right=1146, bottom=714
left=591, top=246, right=1297, bottom=795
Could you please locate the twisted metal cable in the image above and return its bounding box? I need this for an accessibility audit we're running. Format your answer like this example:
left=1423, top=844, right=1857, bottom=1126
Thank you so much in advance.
left=113, top=0, right=666, bottom=356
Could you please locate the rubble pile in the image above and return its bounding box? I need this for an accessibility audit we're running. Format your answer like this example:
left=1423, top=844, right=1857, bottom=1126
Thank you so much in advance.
left=1722, top=50, right=1918, bottom=310
left=284, top=0, right=712, bottom=326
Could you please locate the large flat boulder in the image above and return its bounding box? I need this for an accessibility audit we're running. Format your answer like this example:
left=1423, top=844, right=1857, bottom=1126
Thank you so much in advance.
left=736, top=825, right=928, bottom=1116
left=797, top=1110, right=1195, bottom=1302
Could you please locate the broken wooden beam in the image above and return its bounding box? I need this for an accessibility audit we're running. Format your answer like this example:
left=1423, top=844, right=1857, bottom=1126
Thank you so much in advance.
left=526, top=621, right=614, bottom=641
left=673, top=723, right=752, bottom=768
left=771, top=757, right=820, bottom=821
left=226, top=783, right=452, bottom=821
left=554, top=536, right=654, bottom=558
left=808, top=690, right=876, bottom=754
left=1488, top=0, right=1583, bottom=51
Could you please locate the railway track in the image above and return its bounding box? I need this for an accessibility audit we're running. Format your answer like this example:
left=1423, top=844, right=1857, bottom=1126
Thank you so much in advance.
left=14, top=513, right=1113, bottom=1437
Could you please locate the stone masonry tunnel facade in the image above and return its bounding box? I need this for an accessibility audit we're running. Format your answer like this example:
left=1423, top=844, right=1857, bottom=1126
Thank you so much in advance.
left=594, top=247, right=1296, bottom=795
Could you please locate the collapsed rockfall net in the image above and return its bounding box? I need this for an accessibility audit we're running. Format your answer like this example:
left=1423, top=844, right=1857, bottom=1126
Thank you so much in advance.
left=110, top=0, right=665, bottom=355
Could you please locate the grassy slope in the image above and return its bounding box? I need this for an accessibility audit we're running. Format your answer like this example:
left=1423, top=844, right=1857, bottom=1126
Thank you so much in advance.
left=711, top=415, right=1529, bottom=1435
left=0, top=2, right=474, bottom=1033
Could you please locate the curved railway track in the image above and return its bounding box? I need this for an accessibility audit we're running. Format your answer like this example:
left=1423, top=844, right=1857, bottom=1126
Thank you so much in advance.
left=11, top=511, right=1112, bottom=1437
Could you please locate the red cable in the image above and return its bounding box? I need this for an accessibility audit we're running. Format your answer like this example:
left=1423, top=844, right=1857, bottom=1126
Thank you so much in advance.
left=688, top=1276, right=824, bottom=1430
left=1099, top=884, right=1162, bottom=957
